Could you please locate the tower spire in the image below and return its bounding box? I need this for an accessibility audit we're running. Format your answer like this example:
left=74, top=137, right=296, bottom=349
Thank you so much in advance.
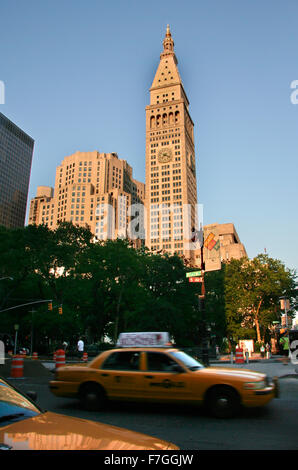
left=161, top=24, right=175, bottom=59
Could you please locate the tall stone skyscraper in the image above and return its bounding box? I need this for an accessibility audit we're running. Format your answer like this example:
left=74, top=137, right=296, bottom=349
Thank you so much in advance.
left=0, top=112, right=34, bottom=229
left=145, top=26, right=198, bottom=264
left=28, top=151, right=145, bottom=242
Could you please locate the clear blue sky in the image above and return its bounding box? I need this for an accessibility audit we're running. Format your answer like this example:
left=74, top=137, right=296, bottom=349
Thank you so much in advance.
left=0, top=0, right=297, bottom=273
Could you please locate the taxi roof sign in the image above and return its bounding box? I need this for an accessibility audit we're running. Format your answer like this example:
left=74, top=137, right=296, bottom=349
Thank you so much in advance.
left=117, top=332, right=171, bottom=348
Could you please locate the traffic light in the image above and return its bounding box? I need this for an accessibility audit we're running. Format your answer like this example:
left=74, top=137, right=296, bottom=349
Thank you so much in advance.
left=48, top=302, right=53, bottom=311
left=58, top=305, right=63, bottom=315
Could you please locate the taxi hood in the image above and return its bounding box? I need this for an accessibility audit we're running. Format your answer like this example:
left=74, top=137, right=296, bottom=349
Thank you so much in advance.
left=0, top=411, right=178, bottom=450
left=199, top=366, right=266, bottom=382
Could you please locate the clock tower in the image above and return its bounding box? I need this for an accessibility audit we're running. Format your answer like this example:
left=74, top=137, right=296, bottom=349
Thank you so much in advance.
left=145, top=26, right=198, bottom=263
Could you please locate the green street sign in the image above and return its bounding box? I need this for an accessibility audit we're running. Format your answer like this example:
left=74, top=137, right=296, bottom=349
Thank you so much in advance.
left=186, top=271, right=202, bottom=278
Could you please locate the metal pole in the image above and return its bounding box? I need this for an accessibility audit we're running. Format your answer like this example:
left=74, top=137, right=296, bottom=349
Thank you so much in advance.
left=30, top=309, right=36, bottom=356
left=14, top=330, right=18, bottom=355
left=200, top=243, right=209, bottom=366
left=285, top=299, right=288, bottom=329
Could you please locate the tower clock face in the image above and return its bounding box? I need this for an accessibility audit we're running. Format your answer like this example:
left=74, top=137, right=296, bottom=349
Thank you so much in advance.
left=158, top=147, right=172, bottom=163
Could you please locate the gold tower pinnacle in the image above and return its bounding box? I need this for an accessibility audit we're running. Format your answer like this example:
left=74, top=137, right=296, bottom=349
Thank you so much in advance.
left=161, top=24, right=175, bottom=60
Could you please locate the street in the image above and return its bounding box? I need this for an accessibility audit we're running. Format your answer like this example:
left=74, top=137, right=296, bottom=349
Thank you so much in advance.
left=6, top=367, right=298, bottom=451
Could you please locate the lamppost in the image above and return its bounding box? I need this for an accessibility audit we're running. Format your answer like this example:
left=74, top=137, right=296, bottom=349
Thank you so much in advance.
left=14, top=324, right=19, bottom=355
left=199, top=240, right=209, bottom=366
left=190, top=226, right=209, bottom=366
left=29, top=309, right=36, bottom=356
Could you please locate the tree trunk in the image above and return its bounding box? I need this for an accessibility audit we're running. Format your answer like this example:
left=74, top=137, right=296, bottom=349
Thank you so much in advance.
left=254, top=299, right=263, bottom=343
left=255, top=316, right=261, bottom=343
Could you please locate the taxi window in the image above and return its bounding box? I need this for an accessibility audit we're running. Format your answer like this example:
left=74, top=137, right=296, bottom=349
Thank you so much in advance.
left=146, top=352, right=178, bottom=372
left=101, top=351, right=141, bottom=371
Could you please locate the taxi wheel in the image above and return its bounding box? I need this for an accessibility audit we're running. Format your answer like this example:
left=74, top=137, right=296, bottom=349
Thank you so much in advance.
left=79, top=383, right=106, bottom=411
left=206, top=386, right=240, bottom=419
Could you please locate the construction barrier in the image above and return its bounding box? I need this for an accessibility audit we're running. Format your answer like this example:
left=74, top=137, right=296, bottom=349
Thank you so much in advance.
left=82, top=352, right=88, bottom=362
left=32, top=352, right=38, bottom=360
left=235, top=348, right=244, bottom=364
left=55, top=349, right=65, bottom=369
left=10, top=355, right=24, bottom=378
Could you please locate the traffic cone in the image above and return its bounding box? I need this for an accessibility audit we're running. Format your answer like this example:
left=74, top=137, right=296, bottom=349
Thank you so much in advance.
left=55, top=349, right=65, bottom=369
left=10, top=355, right=24, bottom=378
left=82, top=352, right=88, bottom=362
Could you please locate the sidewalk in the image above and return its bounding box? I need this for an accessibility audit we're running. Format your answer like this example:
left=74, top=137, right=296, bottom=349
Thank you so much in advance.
left=210, top=354, right=298, bottom=379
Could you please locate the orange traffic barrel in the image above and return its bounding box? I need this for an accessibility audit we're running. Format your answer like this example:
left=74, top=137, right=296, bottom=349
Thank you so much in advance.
left=10, top=355, right=24, bottom=378
left=235, top=348, right=244, bottom=363
left=55, top=349, right=65, bottom=369
left=32, top=352, right=38, bottom=360
left=82, top=352, right=88, bottom=362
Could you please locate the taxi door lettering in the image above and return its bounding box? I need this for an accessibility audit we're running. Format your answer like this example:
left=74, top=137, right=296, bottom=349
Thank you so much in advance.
left=149, top=379, right=185, bottom=389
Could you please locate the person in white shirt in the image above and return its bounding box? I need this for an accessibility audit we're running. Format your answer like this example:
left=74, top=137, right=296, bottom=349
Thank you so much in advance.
left=77, top=338, right=84, bottom=359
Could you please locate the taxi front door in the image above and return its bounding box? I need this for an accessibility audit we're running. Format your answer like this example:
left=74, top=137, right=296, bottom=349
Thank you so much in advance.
left=140, top=352, right=192, bottom=403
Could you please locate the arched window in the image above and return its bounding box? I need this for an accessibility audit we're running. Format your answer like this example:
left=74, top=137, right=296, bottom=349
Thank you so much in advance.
left=150, top=116, right=156, bottom=129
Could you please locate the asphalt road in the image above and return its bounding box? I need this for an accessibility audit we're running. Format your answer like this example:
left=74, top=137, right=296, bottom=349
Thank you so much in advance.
left=7, top=373, right=298, bottom=451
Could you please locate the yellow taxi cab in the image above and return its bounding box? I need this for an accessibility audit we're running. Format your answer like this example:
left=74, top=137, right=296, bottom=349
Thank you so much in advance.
left=49, top=332, right=278, bottom=419
left=0, top=376, right=178, bottom=450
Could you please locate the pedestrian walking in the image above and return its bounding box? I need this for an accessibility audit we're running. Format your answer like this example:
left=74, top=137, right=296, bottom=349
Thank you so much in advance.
left=266, top=343, right=271, bottom=359
left=260, top=344, right=265, bottom=358
left=279, top=335, right=289, bottom=365
left=77, top=337, right=84, bottom=360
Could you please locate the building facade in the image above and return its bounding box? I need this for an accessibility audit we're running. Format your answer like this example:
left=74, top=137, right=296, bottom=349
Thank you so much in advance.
left=145, top=26, right=198, bottom=262
left=0, top=112, right=34, bottom=229
left=28, top=151, right=145, bottom=241
left=194, top=223, right=248, bottom=271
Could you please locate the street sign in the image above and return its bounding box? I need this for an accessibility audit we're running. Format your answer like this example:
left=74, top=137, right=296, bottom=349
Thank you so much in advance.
left=188, top=277, right=203, bottom=283
left=186, top=271, right=202, bottom=278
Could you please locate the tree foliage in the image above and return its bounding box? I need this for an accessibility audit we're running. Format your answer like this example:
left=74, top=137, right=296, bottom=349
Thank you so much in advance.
left=0, top=223, right=201, bottom=351
left=224, top=255, right=297, bottom=343
left=1, top=223, right=296, bottom=353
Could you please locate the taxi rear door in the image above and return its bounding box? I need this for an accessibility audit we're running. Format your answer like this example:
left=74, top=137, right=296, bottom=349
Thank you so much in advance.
left=140, top=351, right=193, bottom=403
left=97, top=350, right=144, bottom=400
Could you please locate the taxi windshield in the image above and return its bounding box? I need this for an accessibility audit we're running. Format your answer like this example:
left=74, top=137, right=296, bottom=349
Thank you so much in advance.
left=0, top=381, right=40, bottom=427
left=169, top=351, right=204, bottom=371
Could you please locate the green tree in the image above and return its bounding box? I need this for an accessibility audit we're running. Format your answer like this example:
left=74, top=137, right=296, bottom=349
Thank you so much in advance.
left=224, top=255, right=297, bottom=344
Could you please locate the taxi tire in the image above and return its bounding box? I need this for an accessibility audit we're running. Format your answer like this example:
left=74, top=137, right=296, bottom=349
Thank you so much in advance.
left=79, top=383, right=106, bottom=411
left=206, top=386, right=240, bottom=419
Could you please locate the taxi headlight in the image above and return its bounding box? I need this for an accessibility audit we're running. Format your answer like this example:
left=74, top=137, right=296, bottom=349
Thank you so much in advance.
left=243, top=380, right=266, bottom=390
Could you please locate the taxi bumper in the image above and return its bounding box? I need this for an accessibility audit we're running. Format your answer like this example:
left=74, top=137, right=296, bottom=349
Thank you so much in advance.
left=49, top=380, right=79, bottom=398
left=241, top=377, right=278, bottom=407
